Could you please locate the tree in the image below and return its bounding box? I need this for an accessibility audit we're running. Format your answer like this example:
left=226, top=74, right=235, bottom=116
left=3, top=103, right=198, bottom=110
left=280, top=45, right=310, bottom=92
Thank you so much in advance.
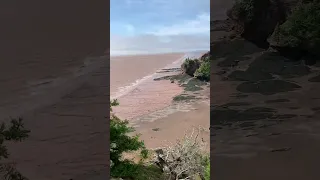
left=110, top=99, right=147, bottom=178
left=0, top=117, right=30, bottom=180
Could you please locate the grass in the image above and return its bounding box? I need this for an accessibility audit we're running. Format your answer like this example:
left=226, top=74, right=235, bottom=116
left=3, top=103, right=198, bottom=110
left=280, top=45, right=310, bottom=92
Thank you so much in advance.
left=157, top=74, right=207, bottom=92
left=112, top=162, right=167, bottom=180
left=135, top=164, right=167, bottom=180
left=154, top=73, right=208, bottom=103
left=182, top=78, right=206, bottom=92
left=173, top=94, right=197, bottom=102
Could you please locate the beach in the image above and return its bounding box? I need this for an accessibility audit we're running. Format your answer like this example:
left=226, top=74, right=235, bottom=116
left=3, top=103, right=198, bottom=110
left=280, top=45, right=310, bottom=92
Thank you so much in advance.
left=111, top=53, right=210, bottom=150
left=110, top=53, right=185, bottom=99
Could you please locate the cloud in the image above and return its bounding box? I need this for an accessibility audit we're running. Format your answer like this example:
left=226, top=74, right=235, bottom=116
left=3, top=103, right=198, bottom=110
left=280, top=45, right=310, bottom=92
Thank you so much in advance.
left=111, top=0, right=210, bottom=56
left=148, top=13, right=210, bottom=36
left=110, top=34, right=209, bottom=56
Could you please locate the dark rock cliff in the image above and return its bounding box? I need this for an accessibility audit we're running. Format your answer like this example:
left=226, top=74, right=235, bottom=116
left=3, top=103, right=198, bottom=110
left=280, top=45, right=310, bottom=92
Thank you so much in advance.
left=218, top=0, right=320, bottom=62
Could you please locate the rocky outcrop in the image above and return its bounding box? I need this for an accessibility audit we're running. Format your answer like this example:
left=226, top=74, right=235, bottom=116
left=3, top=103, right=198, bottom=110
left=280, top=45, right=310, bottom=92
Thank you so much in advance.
left=181, top=51, right=211, bottom=80
left=227, top=0, right=294, bottom=48
left=199, top=51, right=211, bottom=62
left=222, top=0, right=320, bottom=61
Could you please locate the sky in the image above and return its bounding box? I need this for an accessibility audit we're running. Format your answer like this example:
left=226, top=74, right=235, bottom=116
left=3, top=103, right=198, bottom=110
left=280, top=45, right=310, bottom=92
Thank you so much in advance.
left=110, top=0, right=210, bottom=56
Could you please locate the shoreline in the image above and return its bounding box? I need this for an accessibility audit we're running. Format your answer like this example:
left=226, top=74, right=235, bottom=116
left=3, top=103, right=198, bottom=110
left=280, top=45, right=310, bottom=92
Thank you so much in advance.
left=113, top=52, right=210, bottom=150
left=110, top=53, right=186, bottom=99
left=110, top=51, right=208, bottom=99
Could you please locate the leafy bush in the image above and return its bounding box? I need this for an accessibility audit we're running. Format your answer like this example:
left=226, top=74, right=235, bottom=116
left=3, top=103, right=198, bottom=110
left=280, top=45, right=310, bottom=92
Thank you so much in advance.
left=0, top=118, right=30, bottom=180
left=194, top=61, right=210, bottom=81
left=231, top=0, right=255, bottom=23
left=181, top=58, right=201, bottom=76
left=202, top=55, right=211, bottom=63
left=110, top=99, right=151, bottom=178
left=204, top=158, right=210, bottom=180
left=274, top=1, right=320, bottom=55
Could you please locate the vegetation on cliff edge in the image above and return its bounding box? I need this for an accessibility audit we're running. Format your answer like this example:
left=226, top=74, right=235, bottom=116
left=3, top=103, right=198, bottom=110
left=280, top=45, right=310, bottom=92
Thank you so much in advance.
left=181, top=52, right=211, bottom=81
left=0, top=118, right=30, bottom=180
left=111, top=99, right=210, bottom=180
left=273, top=1, right=320, bottom=56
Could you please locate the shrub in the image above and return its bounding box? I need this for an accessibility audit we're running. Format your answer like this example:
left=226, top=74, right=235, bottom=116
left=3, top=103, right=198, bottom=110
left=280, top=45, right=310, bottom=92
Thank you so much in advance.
left=274, top=1, right=320, bottom=55
left=110, top=99, right=148, bottom=178
left=231, top=0, right=255, bottom=23
left=204, top=159, right=210, bottom=180
left=194, top=61, right=210, bottom=81
left=181, top=58, right=201, bottom=76
left=0, top=118, right=30, bottom=180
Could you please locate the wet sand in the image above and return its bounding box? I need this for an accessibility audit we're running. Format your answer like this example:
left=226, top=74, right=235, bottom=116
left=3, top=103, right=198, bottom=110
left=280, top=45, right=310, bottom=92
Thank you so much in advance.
left=136, top=102, right=210, bottom=150
left=113, top=78, right=183, bottom=121
left=110, top=53, right=185, bottom=98
left=112, top=52, right=210, bottom=151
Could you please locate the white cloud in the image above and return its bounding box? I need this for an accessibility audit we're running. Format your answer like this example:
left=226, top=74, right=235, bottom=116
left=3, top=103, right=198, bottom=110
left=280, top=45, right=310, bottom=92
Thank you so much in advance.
left=110, top=34, right=209, bottom=56
left=110, top=11, right=210, bottom=56
left=148, top=13, right=210, bottom=36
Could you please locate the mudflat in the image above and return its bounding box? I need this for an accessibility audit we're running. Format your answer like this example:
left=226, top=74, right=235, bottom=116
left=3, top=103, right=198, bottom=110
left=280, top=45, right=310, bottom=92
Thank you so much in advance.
left=112, top=52, right=210, bottom=151
left=110, top=53, right=185, bottom=97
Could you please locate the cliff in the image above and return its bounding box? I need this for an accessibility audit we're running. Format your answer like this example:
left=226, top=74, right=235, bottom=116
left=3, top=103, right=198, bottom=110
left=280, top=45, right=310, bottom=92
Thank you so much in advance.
left=215, top=0, right=320, bottom=63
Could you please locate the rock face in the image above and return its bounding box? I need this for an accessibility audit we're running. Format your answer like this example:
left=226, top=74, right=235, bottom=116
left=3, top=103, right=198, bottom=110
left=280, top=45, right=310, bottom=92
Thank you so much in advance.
left=227, top=0, right=295, bottom=48
left=225, top=0, right=320, bottom=61
left=200, top=51, right=211, bottom=62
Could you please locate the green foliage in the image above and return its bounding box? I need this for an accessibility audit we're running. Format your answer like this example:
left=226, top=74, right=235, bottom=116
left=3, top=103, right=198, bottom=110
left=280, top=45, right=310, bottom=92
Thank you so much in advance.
left=183, top=58, right=200, bottom=68
left=139, top=148, right=149, bottom=160
left=204, top=160, right=210, bottom=180
left=110, top=99, right=149, bottom=178
left=202, top=55, right=211, bottom=63
left=0, top=118, right=30, bottom=180
left=275, top=1, right=320, bottom=54
left=173, top=94, right=196, bottom=102
left=232, top=0, right=255, bottom=22
left=194, top=61, right=210, bottom=81
left=181, top=58, right=201, bottom=76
